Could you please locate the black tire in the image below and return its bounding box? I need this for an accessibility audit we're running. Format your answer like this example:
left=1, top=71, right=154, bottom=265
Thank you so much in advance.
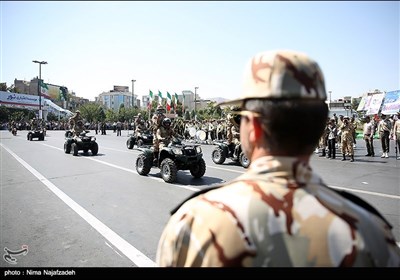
left=91, top=142, right=99, bottom=156
left=190, top=158, right=206, bottom=178
left=39, top=134, right=44, bottom=141
left=136, top=154, right=152, bottom=176
left=72, top=143, right=79, bottom=156
left=137, top=139, right=144, bottom=147
left=160, top=158, right=178, bottom=183
left=64, top=142, right=71, bottom=154
left=239, top=152, right=251, bottom=168
left=212, top=148, right=226, bottom=164
left=126, top=138, right=134, bottom=149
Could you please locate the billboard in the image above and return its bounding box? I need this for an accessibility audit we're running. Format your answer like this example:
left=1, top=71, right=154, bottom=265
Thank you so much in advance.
left=381, top=90, right=400, bottom=115
left=0, top=91, right=43, bottom=110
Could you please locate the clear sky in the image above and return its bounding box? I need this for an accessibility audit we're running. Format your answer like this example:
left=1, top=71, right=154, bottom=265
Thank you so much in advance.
left=1, top=1, right=399, bottom=102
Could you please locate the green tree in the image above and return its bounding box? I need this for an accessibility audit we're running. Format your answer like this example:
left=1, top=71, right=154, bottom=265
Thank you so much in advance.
left=79, top=103, right=103, bottom=123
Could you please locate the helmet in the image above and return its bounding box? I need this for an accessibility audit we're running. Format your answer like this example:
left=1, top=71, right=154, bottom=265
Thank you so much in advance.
left=75, top=110, right=81, bottom=114
left=156, top=105, right=166, bottom=114
left=162, top=118, right=172, bottom=128
left=231, top=113, right=241, bottom=127
left=137, top=113, right=142, bottom=117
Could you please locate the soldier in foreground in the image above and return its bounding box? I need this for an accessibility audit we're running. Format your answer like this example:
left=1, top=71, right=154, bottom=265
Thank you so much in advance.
left=156, top=50, right=400, bottom=267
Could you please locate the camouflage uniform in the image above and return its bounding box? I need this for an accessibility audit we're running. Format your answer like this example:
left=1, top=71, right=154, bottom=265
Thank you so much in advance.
left=156, top=124, right=175, bottom=150
left=151, top=112, right=166, bottom=152
left=157, top=156, right=400, bottom=267
left=339, top=120, right=354, bottom=160
left=69, top=111, right=84, bottom=137
left=156, top=49, right=400, bottom=267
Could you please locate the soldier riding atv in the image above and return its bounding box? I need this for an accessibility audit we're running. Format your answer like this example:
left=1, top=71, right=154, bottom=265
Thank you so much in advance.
left=211, top=141, right=250, bottom=168
left=135, top=118, right=206, bottom=183
left=64, top=111, right=99, bottom=156
left=27, top=117, right=45, bottom=141
left=126, top=118, right=153, bottom=149
left=64, top=129, right=98, bottom=156
left=211, top=110, right=250, bottom=168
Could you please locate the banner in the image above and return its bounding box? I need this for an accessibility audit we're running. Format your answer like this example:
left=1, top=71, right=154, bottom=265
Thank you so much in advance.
left=381, top=90, right=400, bottom=115
left=0, top=91, right=42, bottom=110
left=366, top=93, right=384, bottom=115
left=357, top=95, right=368, bottom=111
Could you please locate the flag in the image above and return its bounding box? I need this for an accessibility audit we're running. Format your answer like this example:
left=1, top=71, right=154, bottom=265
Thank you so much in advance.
left=158, top=90, right=163, bottom=105
left=40, top=80, right=49, bottom=98
left=166, top=92, right=172, bottom=112
left=174, top=92, right=178, bottom=111
left=148, top=90, right=154, bottom=109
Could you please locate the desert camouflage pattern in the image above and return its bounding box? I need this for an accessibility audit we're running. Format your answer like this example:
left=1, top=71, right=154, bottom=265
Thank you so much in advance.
left=219, top=50, right=327, bottom=107
left=156, top=156, right=400, bottom=267
left=340, top=122, right=354, bottom=155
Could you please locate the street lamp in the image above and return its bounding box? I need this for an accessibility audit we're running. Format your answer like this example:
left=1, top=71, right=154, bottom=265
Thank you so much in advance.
left=33, top=60, right=48, bottom=119
left=194, top=86, right=199, bottom=118
left=131, top=79, right=136, bottom=108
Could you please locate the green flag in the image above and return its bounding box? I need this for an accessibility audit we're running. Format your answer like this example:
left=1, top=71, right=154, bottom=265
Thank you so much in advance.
left=158, top=90, right=163, bottom=105
left=166, top=92, right=172, bottom=112
left=149, top=90, right=154, bottom=99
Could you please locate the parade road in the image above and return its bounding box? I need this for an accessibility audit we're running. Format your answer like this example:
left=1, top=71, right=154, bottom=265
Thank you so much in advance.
left=1, top=130, right=399, bottom=267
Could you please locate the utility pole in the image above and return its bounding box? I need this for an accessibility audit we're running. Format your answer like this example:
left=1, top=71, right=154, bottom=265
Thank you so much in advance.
left=32, top=60, right=47, bottom=119
left=131, top=79, right=136, bottom=108
left=194, top=86, right=198, bottom=120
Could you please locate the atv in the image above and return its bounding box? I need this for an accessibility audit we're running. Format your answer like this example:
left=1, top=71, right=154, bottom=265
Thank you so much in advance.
left=211, top=141, right=251, bottom=168
left=27, top=128, right=45, bottom=141
left=126, top=130, right=154, bottom=149
left=64, top=131, right=98, bottom=156
left=135, top=137, right=206, bottom=183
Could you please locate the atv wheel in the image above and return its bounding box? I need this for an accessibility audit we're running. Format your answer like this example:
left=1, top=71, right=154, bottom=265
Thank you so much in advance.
left=71, top=143, right=79, bottom=156
left=39, top=134, right=44, bottom=141
left=91, top=142, right=99, bottom=156
left=190, top=158, right=206, bottom=178
left=64, top=142, right=71, bottom=154
left=160, top=158, right=178, bottom=183
left=126, top=138, right=134, bottom=149
left=212, top=148, right=226, bottom=164
left=239, top=152, right=250, bottom=168
left=136, top=154, right=152, bottom=175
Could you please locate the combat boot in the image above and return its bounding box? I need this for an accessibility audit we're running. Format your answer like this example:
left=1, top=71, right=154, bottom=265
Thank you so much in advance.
left=341, top=154, right=346, bottom=161
left=350, top=155, right=354, bottom=162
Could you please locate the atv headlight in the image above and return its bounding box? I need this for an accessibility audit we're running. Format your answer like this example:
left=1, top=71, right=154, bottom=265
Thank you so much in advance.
left=172, top=148, right=183, bottom=155
left=196, top=146, right=202, bottom=154
left=91, top=137, right=96, bottom=141
left=77, top=137, right=82, bottom=143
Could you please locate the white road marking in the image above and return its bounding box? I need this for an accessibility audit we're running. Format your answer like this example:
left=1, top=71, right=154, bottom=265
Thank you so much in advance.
left=42, top=143, right=400, bottom=199
left=328, top=185, right=400, bottom=200
left=1, top=143, right=157, bottom=267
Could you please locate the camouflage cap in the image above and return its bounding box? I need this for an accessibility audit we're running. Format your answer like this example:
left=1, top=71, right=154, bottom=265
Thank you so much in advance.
left=219, top=50, right=327, bottom=107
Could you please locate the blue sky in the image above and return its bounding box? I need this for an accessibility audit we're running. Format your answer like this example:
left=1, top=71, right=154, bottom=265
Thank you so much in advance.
left=1, top=1, right=399, bottom=102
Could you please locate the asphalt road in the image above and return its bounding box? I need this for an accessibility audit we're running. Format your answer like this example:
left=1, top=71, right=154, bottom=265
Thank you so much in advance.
left=1, top=129, right=399, bottom=267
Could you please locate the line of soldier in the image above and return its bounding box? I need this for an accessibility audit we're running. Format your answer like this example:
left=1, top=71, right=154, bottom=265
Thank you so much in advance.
left=317, top=111, right=400, bottom=161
